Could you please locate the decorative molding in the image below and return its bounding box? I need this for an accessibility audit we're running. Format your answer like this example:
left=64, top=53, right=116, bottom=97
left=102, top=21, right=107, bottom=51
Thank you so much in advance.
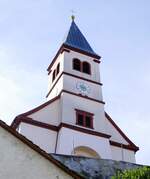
left=61, top=48, right=70, bottom=53
left=61, top=90, right=105, bottom=104
left=48, top=70, right=52, bottom=75
left=11, top=117, right=111, bottom=139
left=75, top=109, right=94, bottom=116
left=63, top=72, right=103, bottom=85
left=47, top=44, right=101, bottom=72
left=110, top=140, right=139, bottom=152
left=93, top=59, right=101, bottom=64
left=46, top=71, right=103, bottom=98
left=11, top=95, right=61, bottom=124
left=11, top=117, right=138, bottom=152
left=22, top=118, right=58, bottom=131
left=63, top=44, right=101, bottom=60
left=105, top=112, right=139, bottom=152
left=59, top=123, right=111, bottom=139
left=46, top=72, right=63, bottom=98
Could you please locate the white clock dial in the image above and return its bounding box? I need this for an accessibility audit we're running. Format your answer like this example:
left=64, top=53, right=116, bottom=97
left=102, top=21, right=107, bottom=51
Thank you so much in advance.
left=76, top=82, right=91, bottom=95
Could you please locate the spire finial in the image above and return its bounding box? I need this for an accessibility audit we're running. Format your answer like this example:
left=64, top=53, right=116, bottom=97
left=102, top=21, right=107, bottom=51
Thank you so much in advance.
left=71, top=15, right=75, bottom=21
left=71, top=10, right=75, bottom=21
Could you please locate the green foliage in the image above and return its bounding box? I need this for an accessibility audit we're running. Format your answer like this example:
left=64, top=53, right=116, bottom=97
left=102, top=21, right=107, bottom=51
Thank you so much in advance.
left=112, top=167, right=150, bottom=179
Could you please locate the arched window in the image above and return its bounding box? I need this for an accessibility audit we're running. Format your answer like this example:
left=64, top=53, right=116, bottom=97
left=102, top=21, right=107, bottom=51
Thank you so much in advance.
left=73, top=58, right=81, bottom=72
left=56, top=63, right=60, bottom=75
left=52, top=70, right=56, bottom=82
left=72, top=146, right=100, bottom=159
left=82, top=61, right=91, bottom=74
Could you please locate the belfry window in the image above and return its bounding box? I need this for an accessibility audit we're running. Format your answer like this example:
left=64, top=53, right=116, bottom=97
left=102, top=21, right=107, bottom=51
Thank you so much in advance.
left=52, top=63, right=60, bottom=82
left=73, top=59, right=91, bottom=75
left=56, top=63, right=60, bottom=75
left=82, top=62, right=91, bottom=74
left=52, top=70, right=56, bottom=82
left=75, top=109, right=93, bottom=129
left=73, top=58, right=81, bottom=71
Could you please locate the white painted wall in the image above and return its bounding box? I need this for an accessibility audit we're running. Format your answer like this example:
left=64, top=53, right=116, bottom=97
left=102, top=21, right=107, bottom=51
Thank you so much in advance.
left=19, top=123, right=57, bottom=153
left=61, top=92, right=107, bottom=134
left=47, top=49, right=102, bottom=100
left=56, top=127, right=112, bottom=159
left=48, top=52, right=64, bottom=90
left=28, top=98, right=61, bottom=126
left=63, top=74, right=103, bottom=101
left=47, top=75, right=63, bottom=100
left=105, top=115, right=128, bottom=145
left=0, top=126, right=73, bottom=179
left=111, top=146, right=136, bottom=163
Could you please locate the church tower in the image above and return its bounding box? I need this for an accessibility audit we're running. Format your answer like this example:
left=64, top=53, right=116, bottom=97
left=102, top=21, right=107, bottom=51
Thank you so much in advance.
left=11, top=18, right=139, bottom=163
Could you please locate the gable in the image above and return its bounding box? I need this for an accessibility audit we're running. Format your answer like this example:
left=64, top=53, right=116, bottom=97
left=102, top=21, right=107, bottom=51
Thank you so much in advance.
left=105, top=112, right=138, bottom=149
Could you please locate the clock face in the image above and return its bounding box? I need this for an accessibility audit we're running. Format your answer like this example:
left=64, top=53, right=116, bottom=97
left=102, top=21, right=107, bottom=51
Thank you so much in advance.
left=76, top=82, right=91, bottom=95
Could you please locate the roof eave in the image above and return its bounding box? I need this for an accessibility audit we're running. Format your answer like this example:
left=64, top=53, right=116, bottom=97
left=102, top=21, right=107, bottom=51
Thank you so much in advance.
left=47, top=43, right=101, bottom=72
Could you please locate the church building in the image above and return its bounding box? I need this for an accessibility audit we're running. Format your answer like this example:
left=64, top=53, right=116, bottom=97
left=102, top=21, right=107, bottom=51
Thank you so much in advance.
left=11, top=17, right=139, bottom=163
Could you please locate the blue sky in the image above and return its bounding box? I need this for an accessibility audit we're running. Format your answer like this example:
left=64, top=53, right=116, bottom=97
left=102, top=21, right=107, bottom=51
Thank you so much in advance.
left=0, top=0, right=150, bottom=165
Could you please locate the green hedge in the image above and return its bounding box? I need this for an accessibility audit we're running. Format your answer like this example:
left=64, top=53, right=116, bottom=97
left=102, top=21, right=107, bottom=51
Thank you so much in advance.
left=112, top=167, right=150, bottom=179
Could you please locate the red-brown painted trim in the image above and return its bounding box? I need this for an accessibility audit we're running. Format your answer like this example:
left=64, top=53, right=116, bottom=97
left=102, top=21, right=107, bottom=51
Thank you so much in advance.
left=63, top=44, right=101, bottom=60
left=0, top=120, right=83, bottom=179
left=11, top=95, right=61, bottom=121
left=47, top=45, right=63, bottom=72
left=61, top=48, right=70, bottom=53
left=11, top=117, right=138, bottom=152
left=75, top=109, right=94, bottom=116
left=12, top=116, right=111, bottom=139
left=48, top=70, right=52, bottom=75
left=59, top=123, right=111, bottom=139
left=93, top=59, right=101, bottom=64
left=46, top=71, right=103, bottom=98
left=47, top=44, right=101, bottom=72
left=63, top=72, right=103, bottom=85
left=46, top=72, right=63, bottom=98
left=22, top=118, right=58, bottom=131
left=61, top=90, right=105, bottom=104
left=105, top=112, right=139, bottom=152
left=110, top=140, right=139, bottom=152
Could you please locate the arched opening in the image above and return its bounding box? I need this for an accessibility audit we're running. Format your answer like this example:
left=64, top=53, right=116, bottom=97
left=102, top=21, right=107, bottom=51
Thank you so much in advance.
left=73, top=58, right=81, bottom=72
left=52, top=70, right=56, bottom=82
left=72, top=146, right=100, bottom=159
left=56, top=63, right=60, bottom=75
left=82, top=61, right=91, bottom=74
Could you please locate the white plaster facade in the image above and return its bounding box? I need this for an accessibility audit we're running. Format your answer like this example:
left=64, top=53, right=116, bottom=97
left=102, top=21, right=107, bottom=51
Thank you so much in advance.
left=0, top=125, right=74, bottom=179
left=56, top=127, right=112, bottom=159
left=14, top=21, right=138, bottom=163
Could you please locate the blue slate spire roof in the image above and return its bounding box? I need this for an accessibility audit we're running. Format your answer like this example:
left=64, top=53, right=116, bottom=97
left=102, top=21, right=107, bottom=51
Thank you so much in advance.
left=64, top=20, right=98, bottom=56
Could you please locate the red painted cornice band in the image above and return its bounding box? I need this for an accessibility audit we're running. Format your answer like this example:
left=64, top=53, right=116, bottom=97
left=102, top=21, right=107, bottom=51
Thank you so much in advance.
left=46, top=71, right=103, bottom=98
left=11, top=117, right=138, bottom=152
left=47, top=44, right=101, bottom=71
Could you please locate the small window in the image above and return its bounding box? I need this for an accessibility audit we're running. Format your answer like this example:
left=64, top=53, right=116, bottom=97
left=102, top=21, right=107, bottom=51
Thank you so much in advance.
left=82, top=62, right=91, bottom=74
left=77, top=113, right=84, bottom=126
left=76, top=109, right=93, bottom=129
left=56, top=63, right=60, bottom=75
left=52, top=70, right=56, bottom=82
left=73, top=58, right=81, bottom=71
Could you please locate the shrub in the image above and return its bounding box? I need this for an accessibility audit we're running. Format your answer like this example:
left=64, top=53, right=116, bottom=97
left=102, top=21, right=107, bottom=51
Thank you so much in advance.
left=112, top=167, right=150, bottom=179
